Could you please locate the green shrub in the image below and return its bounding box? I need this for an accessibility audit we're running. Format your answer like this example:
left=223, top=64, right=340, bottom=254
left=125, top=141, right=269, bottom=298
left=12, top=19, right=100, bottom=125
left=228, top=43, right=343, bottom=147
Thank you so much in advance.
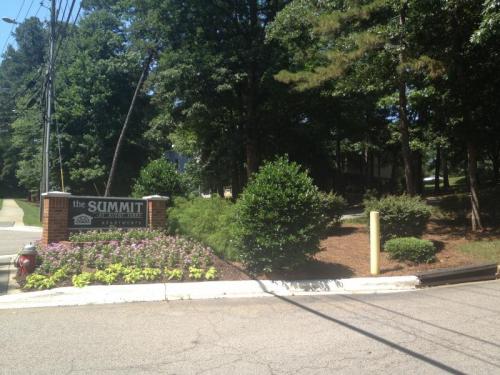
left=72, top=272, right=94, bottom=288
left=364, top=195, right=432, bottom=242
left=122, top=268, right=143, bottom=284
left=320, top=192, right=347, bottom=228
left=94, top=270, right=118, bottom=285
left=204, top=266, right=218, bottom=280
left=234, top=156, right=328, bottom=272
left=132, top=158, right=186, bottom=198
left=164, top=268, right=183, bottom=280
left=188, top=266, right=204, bottom=280
left=141, top=267, right=162, bottom=281
left=167, top=196, right=238, bottom=260
left=385, top=237, right=437, bottom=263
left=69, top=229, right=164, bottom=243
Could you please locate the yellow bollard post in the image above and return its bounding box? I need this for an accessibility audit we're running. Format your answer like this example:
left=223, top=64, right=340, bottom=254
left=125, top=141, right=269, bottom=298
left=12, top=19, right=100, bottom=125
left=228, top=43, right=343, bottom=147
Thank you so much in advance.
left=370, top=211, right=380, bottom=276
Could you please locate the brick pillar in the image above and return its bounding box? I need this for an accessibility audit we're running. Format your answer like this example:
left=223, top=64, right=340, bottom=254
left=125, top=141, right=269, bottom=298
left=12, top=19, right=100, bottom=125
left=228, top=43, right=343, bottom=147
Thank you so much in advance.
left=41, top=192, right=71, bottom=246
left=143, top=195, right=169, bottom=229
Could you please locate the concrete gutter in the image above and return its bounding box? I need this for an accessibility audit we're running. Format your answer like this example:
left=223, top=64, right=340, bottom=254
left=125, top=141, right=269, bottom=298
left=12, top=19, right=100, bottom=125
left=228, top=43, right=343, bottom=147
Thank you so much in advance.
left=0, top=276, right=418, bottom=309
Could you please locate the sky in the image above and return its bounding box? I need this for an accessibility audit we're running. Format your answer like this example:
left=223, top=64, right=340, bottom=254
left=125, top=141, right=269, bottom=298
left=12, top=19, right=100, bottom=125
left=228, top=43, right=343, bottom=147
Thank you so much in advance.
left=0, top=0, right=81, bottom=62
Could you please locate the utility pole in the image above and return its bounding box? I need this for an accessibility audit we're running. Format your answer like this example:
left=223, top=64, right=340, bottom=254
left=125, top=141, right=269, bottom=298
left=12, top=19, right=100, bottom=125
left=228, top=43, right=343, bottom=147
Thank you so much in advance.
left=40, top=0, right=56, bottom=216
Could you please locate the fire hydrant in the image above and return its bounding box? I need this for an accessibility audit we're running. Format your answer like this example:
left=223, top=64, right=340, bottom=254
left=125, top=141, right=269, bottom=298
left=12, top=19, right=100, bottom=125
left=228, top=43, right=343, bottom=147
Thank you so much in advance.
left=15, top=244, right=38, bottom=277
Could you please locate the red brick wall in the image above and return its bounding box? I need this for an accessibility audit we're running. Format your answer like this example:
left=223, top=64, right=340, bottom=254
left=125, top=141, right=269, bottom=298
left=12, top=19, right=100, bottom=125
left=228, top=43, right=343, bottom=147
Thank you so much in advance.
left=147, top=200, right=167, bottom=229
left=42, top=196, right=69, bottom=246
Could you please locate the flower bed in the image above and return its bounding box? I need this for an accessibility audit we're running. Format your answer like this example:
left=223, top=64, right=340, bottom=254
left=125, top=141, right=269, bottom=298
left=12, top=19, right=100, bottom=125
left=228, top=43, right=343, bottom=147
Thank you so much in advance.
left=24, top=231, right=220, bottom=290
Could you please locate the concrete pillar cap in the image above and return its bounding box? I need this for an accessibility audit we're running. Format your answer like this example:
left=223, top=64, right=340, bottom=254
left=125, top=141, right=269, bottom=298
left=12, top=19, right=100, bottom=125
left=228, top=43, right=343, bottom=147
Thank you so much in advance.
left=41, top=191, right=72, bottom=197
left=142, top=195, right=169, bottom=201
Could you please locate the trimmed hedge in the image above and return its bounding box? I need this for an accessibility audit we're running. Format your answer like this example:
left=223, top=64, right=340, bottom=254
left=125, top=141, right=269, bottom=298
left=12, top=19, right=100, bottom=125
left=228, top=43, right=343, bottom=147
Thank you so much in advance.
left=385, top=237, right=437, bottom=263
left=166, top=196, right=238, bottom=260
left=234, top=156, right=328, bottom=272
left=364, top=195, right=432, bottom=243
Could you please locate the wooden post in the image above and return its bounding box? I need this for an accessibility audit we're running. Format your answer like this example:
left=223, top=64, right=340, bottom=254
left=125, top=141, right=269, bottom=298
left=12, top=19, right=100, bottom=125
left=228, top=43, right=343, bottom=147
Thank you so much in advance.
left=370, top=211, right=380, bottom=276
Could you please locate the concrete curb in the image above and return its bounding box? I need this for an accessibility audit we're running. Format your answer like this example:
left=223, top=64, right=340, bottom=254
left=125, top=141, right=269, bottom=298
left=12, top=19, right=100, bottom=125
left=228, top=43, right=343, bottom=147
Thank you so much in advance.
left=0, top=276, right=418, bottom=309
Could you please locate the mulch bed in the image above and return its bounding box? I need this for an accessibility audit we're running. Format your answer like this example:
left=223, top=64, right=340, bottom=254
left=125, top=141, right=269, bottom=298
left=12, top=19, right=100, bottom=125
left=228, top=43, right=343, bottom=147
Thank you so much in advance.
left=218, top=220, right=499, bottom=281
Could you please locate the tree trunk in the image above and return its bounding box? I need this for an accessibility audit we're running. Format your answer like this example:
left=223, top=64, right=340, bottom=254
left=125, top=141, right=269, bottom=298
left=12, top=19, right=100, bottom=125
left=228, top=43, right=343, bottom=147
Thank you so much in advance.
left=398, top=2, right=416, bottom=196
left=493, top=156, right=499, bottom=185
left=467, top=141, right=483, bottom=231
left=434, top=144, right=441, bottom=193
left=244, top=0, right=260, bottom=180
left=442, top=147, right=450, bottom=189
left=105, top=51, right=153, bottom=197
left=413, top=150, right=423, bottom=195
left=335, top=137, right=344, bottom=193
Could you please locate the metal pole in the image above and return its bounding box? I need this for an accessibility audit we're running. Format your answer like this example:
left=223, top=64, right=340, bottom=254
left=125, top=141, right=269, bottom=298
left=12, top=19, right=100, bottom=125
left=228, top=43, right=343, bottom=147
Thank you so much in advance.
left=40, top=0, right=56, bottom=219
left=45, top=0, right=56, bottom=193
left=370, top=211, right=380, bottom=276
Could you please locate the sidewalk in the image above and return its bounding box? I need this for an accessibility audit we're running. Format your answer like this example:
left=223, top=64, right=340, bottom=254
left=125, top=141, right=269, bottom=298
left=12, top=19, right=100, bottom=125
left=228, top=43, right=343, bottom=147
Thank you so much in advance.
left=0, top=200, right=41, bottom=295
left=0, top=199, right=24, bottom=227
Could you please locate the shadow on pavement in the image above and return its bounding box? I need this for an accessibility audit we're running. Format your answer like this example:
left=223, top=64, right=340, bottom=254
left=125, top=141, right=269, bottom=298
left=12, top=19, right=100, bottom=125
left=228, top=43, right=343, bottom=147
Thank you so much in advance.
left=271, top=293, right=467, bottom=375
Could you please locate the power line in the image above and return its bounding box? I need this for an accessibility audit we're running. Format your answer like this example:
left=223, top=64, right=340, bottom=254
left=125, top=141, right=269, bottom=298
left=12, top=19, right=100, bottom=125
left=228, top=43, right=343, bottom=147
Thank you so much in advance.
left=53, top=0, right=79, bottom=63
left=34, top=1, right=44, bottom=18
left=23, top=0, right=36, bottom=21
left=1, top=0, right=27, bottom=57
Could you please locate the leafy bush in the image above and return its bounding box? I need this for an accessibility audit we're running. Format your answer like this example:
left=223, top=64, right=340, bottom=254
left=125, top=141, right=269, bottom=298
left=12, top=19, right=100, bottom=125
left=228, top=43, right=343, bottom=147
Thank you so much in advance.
left=385, top=237, right=437, bottom=263
left=188, top=266, right=204, bottom=280
left=167, top=197, right=238, bottom=260
left=72, top=272, right=94, bottom=288
left=364, top=195, right=432, bottom=242
left=164, top=268, right=183, bottom=280
left=141, top=267, right=162, bottom=281
left=25, top=274, right=56, bottom=290
left=123, top=268, right=143, bottom=284
left=234, top=156, right=328, bottom=272
left=204, top=266, right=218, bottom=280
left=94, top=269, right=118, bottom=285
left=319, top=192, right=347, bottom=228
left=69, top=229, right=164, bottom=243
left=132, top=158, right=186, bottom=198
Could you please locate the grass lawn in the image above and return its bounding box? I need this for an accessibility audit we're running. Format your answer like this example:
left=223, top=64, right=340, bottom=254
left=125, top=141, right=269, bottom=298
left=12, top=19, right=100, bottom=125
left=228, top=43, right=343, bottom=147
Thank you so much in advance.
left=458, top=240, right=500, bottom=263
left=0, top=198, right=3, bottom=211
left=14, top=199, right=41, bottom=227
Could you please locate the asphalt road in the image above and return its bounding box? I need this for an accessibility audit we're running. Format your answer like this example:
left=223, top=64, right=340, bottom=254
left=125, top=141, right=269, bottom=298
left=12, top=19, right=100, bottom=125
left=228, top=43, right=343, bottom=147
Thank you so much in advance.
left=1, top=281, right=499, bottom=374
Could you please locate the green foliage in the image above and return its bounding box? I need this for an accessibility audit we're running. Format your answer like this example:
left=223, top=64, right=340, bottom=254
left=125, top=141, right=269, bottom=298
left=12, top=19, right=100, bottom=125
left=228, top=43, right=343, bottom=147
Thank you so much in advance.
left=94, top=269, right=118, bottom=285
left=164, top=268, right=183, bottom=281
left=234, top=157, right=328, bottom=272
left=24, top=274, right=56, bottom=290
left=72, top=272, right=94, bottom=288
left=319, top=192, right=347, bottom=228
left=364, top=195, right=432, bottom=242
left=14, top=200, right=41, bottom=227
left=204, top=266, right=218, bottom=280
left=167, top=197, right=238, bottom=260
left=122, top=268, right=143, bottom=284
left=24, top=267, right=69, bottom=290
left=188, top=266, right=204, bottom=280
left=69, top=229, right=163, bottom=242
left=384, top=237, right=436, bottom=264
left=141, top=267, right=162, bottom=281
left=132, top=158, right=185, bottom=198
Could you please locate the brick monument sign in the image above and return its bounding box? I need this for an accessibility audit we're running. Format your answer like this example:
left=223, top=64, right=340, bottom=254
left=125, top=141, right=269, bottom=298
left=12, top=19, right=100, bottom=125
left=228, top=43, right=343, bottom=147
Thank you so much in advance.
left=41, top=192, right=168, bottom=246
